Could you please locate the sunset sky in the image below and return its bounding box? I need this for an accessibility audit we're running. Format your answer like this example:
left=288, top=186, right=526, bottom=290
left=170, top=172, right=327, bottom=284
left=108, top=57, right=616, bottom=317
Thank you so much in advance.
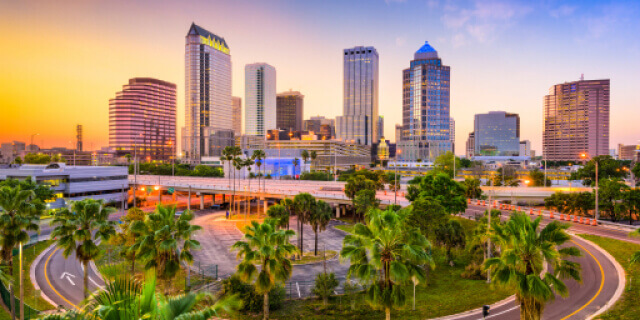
left=1, top=0, right=639, bottom=154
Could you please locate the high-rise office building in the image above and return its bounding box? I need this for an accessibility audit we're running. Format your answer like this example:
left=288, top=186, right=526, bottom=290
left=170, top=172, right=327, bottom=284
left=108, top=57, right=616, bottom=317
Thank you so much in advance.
left=473, top=111, right=520, bottom=156
left=397, top=41, right=451, bottom=161
left=304, top=116, right=335, bottom=138
left=450, top=117, right=455, bottom=154
left=395, top=124, right=403, bottom=143
left=336, top=46, right=379, bottom=145
left=520, top=140, right=532, bottom=157
left=245, top=63, right=276, bottom=137
left=232, top=96, right=242, bottom=136
left=377, top=116, right=384, bottom=142
left=76, top=125, right=83, bottom=152
left=618, top=144, right=639, bottom=161
left=543, top=78, right=610, bottom=161
left=465, top=132, right=475, bottom=159
left=183, top=23, right=233, bottom=160
left=276, top=90, right=304, bottom=132
left=109, top=78, right=177, bottom=162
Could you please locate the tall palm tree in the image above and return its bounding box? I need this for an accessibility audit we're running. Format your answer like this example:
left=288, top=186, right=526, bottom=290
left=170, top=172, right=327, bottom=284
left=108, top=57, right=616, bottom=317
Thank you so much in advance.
left=292, top=158, right=300, bottom=180
left=340, top=208, right=434, bottom=320
left=43, top=269, right=241, bottom=320
left=244, top=158, right=255, bottom=220
left=293, top=193, right=315, bottom=255
left=222, top=146, right=234, bottom=188
left=309, top=200, right=331, bottom=256
left=51, top=198, right=116, bottom=299
left=485, top=213, right=582, bottom=320
left=232, top=154, right=243, bottom=214
left=310, top=151, right=317, bottom=171
left=434, top=219, right=466, bottom=266
left=252, top=149, right=266, bottom=213
left=131, top=205, right=201, bottom=284
left=0, top=186, right=40, bottom=320
left=301, top=150, right=309, bottom=174
left=232, top=219, right=297, bottom=320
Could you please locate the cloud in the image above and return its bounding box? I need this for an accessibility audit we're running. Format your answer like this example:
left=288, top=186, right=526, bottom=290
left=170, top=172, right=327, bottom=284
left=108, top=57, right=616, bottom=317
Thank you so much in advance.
left=441, top=0, right=532, bottom=45
left=426, top=0, right=439, bottom=9
left=550, top=5, right=576, bottom=18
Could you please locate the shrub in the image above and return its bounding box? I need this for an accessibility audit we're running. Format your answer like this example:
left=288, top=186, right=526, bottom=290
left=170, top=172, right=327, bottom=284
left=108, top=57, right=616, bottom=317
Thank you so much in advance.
left=312, top=272, right=339, bottom=305
left=221, top=275, right=285, bottom=312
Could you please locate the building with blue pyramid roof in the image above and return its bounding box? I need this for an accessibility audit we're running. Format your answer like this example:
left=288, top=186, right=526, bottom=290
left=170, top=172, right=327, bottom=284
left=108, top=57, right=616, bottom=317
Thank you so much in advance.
left=396, top=41, right=452, bottom=161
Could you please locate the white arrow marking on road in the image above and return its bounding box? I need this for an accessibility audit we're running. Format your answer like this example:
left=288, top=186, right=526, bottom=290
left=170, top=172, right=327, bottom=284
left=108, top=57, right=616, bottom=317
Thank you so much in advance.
left=60, top=272, right=76, bottom=286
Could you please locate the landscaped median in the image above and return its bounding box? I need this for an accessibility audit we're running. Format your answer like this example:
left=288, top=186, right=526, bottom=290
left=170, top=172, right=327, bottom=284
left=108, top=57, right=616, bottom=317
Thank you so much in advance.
left=579, top=234, right=639, bottom=320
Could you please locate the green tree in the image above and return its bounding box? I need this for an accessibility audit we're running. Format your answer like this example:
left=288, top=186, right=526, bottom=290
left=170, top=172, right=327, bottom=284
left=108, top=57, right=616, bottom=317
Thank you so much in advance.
left=485, top=213, right=582, bottom=320
left=130, top=205, right=201, bottom=282
left=312, top=272, right=339, bottom=306
left=573, top=192, right=595, bottom=217
left=406, top=172, right=467, bottom=215
left=462, top=178, right=483, bottom=199
left=434, top=219, right=466, bottom=266
left=354, top=189, right=379, bottom=222
left=266, top=204, right=289, bottom=230
left=301, top=150, right=309, bottom=169
left=109, top=207, right=145, bottom=273
left=252, top=149, right=266, bottom=212
left=310, top=151, right=317, bottom=171
left=51, top=198, right=116, bottom=299
left=433, top=151, right=460, bottom=178
left=340, top=208, right=434, bottom=320
left=309, top=200, right=332, bottom=256
left=459, top=158, right=472, bottom=168
left=279, top=198, right=294, bottom=230
left=12, top=157, right=22, bottom=165
left=529, top=168, right=551, bottom=187
left=387, top=172, right=401, bottom=192
left=293, top=193, right=315, bottom=254
left=232, top=219, right=297, bottom=320
left=570, top=155, right=627, bottom=186
left=404, top=198, right=448, bottom=238
left=292, top=158, right=300, bottom=179
left=23, top=153, right=51, bottom=164
left=0, top=186, right=41, bottom=320
left=598, top=178, right=629, bottom=222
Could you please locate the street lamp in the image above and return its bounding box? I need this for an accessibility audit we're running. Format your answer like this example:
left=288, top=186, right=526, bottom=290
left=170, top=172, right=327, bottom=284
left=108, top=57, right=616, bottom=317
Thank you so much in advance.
left=581, top=152, right=599, bottom=223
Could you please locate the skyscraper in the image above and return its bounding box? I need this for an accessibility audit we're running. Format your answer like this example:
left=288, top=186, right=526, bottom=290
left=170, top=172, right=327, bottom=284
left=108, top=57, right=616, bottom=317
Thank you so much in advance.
left=245, top=63, right=276, bottom=137
left=76, top=124, right=83, bottom=152
left=232, top=96, right=242, bottom=136
left=465, top=132, right=475, bottom=159
left=109, top=78, right=177, bottom=162
left=473, top=111, right=520, bottom=156
left=183, top=23, right=232, bottom=160
left=336, top=46, right=379, bottom=145
left=449, top=117, right=455, bottom=154
left=377, top=116, right=384, bottom=142
left=276, top=90, right=304, bottom=132
left=395, top=124, right=403, bottom=143
left=543, top=78, right=610, bottom=161
left=397, top=41, right=451, bottom=161
left=303, top=116, right=335, bottom=138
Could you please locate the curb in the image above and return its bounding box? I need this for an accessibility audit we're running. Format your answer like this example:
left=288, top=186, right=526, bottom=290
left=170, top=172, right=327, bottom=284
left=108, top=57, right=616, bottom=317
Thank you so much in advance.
left=30, top=242, right=60, bottom=309
left=571, top=234, right=627, bottom=320
left=428, top=295, right=516, bottom=320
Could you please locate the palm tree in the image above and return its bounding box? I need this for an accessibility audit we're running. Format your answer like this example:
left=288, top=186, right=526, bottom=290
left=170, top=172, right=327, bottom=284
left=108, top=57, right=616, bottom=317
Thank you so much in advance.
left=252, top=149, right=266, bottom=213
left=434, top=219, right=466, bottom=266
left=244, top=158, right=255, bottom=220
left=43, top=269, right=241, bottom=320
left=485, top=213, right=582, bottom=320
left=309, top=200, right=331, bottom=256
left=266, top=204, right=289, bottom=230
left=232, top=219, right=297, bottom=320
left=130, top=205, right=201, bottom=286
left=279, top=198, right=294, bottom=230
left=301, top=150, right=309, bottom=173
left=222, top=146, right=234, bottom=188
left=232, top=154, right=244, bottom=214
left=340, top=208, right=434, bottom=320
left=310, top=151, right=317, bottom=171
left=293, top=193, right=315, bottom=255
left=0, top=186, right=40, bottom=320
left=292, top=158, right=300, bottom=180
left=51, top=198, right=116, bottom=299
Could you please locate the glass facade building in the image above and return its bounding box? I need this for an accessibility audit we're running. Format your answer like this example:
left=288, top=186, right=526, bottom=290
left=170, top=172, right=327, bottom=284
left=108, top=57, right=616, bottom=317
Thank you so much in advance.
left=183, top=23, right=233, bottom=161
left=473, top=111, right=520, bottom=156
left=276, top=90, right=304, bottom=132
left=245, top=63, right=276, bottom=137
left=231, top=96, right=242, bottom=136
left=109, top=77, right=176, bottom=162
left=336, top=46, right=379, bottom=145
left=543, top=79, right=610, bottom=161
left=398, top=41, right=451, bottom=161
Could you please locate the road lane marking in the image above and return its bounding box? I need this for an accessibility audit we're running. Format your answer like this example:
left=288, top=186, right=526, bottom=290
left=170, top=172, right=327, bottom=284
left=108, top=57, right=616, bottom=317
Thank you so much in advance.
left=559, top=239, right=605, bottom=320
left=60, top=272, right=76, bottom=286
left=44, top=247, right=79, bottom=310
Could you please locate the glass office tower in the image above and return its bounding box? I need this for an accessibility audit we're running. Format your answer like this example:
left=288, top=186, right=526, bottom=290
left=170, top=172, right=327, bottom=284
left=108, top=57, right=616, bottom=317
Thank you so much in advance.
left=245, top=63, right=277, bottom=137
left=397, top=41, right=451, bottom=161
left=276, top=90, right=304, bottom=132
left=473, top=111, right=520, bottom=156
left=183, top=23, right=233, bottom=161
left=336, top=46, right=379, bottom=145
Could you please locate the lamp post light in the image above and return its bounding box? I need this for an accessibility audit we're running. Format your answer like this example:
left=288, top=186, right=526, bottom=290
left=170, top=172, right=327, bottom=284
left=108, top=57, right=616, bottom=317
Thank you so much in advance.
left=581, top=152, right=599, bottom=223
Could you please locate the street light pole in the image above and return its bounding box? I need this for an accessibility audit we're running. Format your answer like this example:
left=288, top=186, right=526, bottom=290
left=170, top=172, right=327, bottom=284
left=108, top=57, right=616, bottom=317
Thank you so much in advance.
left=595, top=160, right=599, bottom=222
left=487, top=178, right=493, bottom=284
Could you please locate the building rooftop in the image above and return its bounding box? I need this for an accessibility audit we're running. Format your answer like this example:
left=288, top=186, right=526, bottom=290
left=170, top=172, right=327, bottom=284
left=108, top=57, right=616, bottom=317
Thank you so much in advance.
left=187, top=23, right=228, bottom=48
left=414, top=41, right=439, bottom=60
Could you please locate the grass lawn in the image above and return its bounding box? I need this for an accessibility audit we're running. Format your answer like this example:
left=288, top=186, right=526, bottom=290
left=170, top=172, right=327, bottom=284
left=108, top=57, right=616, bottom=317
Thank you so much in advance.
left=292, top=251, right=337, bottom=265
left=333, top=224, right=354, bottom=234
left=579, top=234, right=640, bottom=320
left=229, top=216, right=513, bottom=319
left=13, top=240, right=56, bottom=311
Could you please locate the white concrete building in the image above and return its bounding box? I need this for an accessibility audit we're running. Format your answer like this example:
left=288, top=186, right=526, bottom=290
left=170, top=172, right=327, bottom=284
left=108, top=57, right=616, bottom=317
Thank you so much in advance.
left=245, top=63, right=276, bottom=137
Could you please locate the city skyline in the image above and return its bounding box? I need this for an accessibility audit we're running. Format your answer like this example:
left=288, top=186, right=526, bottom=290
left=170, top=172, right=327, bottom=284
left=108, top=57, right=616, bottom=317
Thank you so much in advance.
left=1, top=0, right=639, bottom=154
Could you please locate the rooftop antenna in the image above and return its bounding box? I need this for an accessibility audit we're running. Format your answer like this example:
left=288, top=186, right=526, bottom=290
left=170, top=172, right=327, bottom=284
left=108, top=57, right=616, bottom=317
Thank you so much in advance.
left=580, top=73, right=584, bottom=81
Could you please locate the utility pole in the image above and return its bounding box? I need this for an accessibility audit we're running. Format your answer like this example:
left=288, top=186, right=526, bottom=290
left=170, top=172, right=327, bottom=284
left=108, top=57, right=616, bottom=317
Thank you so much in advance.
left=133, top=140, right=137, bottom=208
left=595, top=160, right=599, bottom=222
left=487, top=178, right=493, bottom=284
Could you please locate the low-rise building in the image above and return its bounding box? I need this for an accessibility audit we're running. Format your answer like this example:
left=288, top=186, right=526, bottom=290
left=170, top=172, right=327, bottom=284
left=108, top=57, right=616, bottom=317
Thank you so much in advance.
left=0, top=164, right=129, bottom=209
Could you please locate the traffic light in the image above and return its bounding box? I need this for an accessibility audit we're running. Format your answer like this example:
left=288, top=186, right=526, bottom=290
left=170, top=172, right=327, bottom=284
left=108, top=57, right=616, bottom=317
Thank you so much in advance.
left=483, top=305, right=490, bottom=318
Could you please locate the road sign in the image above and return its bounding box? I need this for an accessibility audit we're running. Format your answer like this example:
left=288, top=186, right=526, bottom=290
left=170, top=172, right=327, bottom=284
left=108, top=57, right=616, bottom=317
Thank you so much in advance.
left=168, top=187, right=175, bottom=194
